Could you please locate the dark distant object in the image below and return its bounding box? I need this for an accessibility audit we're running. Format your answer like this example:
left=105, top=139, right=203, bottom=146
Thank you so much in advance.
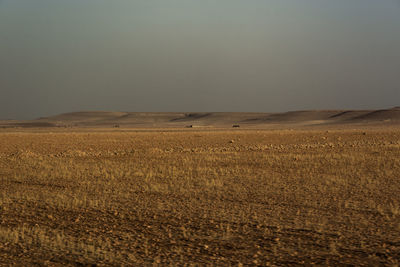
left=114, top=124, right=120, bottom=128
left=186, top=125, right=193, bottom=128
left=232, top=124, right=240, bottom=128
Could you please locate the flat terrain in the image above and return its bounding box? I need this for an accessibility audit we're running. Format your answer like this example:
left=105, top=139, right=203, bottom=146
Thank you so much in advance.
left=1, top=128, right=400, bottom=265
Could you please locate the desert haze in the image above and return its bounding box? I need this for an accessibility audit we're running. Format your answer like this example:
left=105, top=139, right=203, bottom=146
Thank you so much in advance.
left=1, top=0, right=399, bottom=265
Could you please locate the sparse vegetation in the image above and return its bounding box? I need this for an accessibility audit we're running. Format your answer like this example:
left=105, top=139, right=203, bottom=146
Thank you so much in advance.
left=0, top=128, right=400, bottom=265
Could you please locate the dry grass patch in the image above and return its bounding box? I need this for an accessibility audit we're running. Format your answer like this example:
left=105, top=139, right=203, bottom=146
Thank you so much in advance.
left=0, top=129, right=400, bottom=265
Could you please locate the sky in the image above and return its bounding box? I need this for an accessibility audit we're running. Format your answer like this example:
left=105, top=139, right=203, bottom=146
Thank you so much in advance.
left=1, top=0, right=399, bottom=119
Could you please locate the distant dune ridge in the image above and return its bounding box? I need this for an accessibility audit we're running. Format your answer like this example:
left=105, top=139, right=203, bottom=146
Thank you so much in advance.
left=1, top=107, right=400, bottom=128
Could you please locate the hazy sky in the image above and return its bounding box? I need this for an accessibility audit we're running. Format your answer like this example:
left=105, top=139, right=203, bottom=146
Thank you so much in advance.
left=1, top=0, right=399, bottom=119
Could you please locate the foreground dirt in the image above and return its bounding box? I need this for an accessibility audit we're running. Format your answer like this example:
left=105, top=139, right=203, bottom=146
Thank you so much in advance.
left=0, top=128, right=400, bottom=266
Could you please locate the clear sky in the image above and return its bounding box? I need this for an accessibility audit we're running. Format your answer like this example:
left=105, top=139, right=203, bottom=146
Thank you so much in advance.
left=1, top=0, right=399, bottom=119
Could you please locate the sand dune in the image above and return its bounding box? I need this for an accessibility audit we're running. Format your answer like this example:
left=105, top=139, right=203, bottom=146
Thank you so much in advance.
left=350, top=107, right=400, bottom=122
left=242, top=110, right=341, bottom=123
left=38, top=111, right=128, bottom=122
left=2, top=107, right=400, bottom=128
left=328, top=110, right=371, bottom=120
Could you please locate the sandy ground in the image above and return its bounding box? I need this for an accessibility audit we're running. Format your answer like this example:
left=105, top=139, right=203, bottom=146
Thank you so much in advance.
left=0, top=127, right=399, bottom=265
left=1, top=108, right=400, bottom=129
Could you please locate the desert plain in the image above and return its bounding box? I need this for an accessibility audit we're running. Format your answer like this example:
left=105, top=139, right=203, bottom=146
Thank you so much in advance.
left=1, top=109, right=400, bottom=266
